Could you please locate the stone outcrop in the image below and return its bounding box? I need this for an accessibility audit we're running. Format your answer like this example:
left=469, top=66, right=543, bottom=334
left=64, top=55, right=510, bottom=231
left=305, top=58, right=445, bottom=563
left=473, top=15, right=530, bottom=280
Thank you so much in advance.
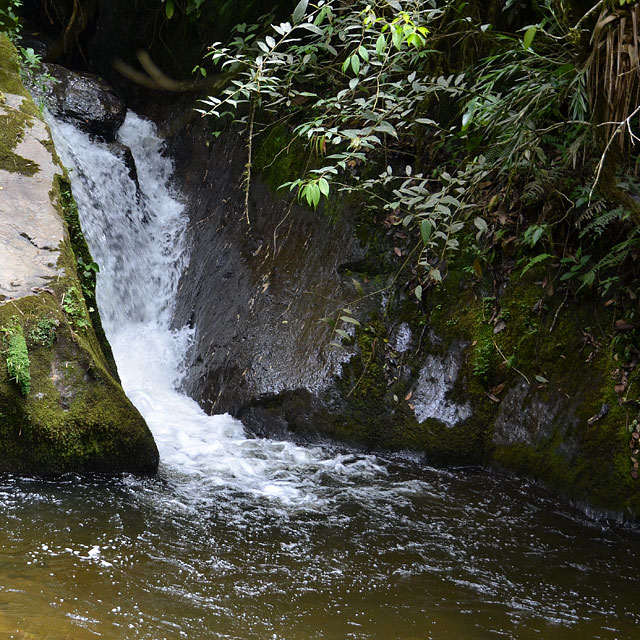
left=164, top=106, right=639, bottom=518
left=0, top=36, right=158, bottom=475
left=42, top=64, right=126, bottom=140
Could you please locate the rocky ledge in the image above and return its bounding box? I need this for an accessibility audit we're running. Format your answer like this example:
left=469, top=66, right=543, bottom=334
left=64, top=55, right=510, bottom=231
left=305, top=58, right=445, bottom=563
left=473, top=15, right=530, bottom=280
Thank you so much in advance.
left=0, top=36, right=158, bottom=475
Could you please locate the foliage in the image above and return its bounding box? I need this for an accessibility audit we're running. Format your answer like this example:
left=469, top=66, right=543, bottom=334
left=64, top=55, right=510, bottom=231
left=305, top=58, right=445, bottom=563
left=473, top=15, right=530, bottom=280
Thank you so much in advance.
left=0, top=0, right=21, bottom=40
left=29, top=317, right=59, bottom=349
left=62, top=287, right=90, bottom=329
left=2, top=318, right=30, bottom=395
left=197, top=0, right=640, bottom=296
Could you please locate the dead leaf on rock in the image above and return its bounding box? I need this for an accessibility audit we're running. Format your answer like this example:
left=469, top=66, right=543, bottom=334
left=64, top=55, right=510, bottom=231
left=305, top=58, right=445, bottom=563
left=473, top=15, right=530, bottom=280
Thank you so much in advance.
left=393, top=247, right=402, bottom=257
left=615, top=319, right=635, bottom=332
left=489, top=382, right=506, bottom=396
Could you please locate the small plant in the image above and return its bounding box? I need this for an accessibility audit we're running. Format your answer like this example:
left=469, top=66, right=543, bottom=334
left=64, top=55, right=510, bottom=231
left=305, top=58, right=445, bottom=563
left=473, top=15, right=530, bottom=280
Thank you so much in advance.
left=76, top=256, right=100, bottom=297
left=0, top=0, right=22, bottom=41
left=472, top=334, right=493, bottom=381
left=29, top=317, right=59, bottom=348
left=2, top=318, right=30, bottom=396
left=61, top=287, right=90, bottom=329
left=18, top=46, right=59, bottom=95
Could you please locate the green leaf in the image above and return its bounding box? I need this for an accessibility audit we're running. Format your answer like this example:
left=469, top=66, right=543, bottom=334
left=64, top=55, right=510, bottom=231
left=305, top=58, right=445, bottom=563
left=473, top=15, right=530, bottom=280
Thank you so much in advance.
left=165, top=0, right=174, bottom=19
left=534, top=374, right=548, bottom=384
left=375, top=33, right=386, bottom=57
left=292, top=0, right=308, bottom=24
left=340, top=315, right=361, bottom=325
left=318, top=177, right=330, bottom=197
left=375, top=121, right=397, bottom=138
left=414, top=284, right=423, bottom=301
left=358, top=46, right=369, bottom=63
left=352, top=279, right=364, bottom=297
left=311, top=183, right=321, bottom=208
left=351, top=53, right=361, bottom=75
left=474, top=217, right=488, bottom=233
left=391, top=24, right=404, bottom=51
left=299, top=23, right=324, bottom=36
left=342, top=56, right=352, bottom=73
left=523, top=26, right=536, bottom=50
left=335, top=329, right=350, bottom=339
left=420, top=219, right=432, bottom=246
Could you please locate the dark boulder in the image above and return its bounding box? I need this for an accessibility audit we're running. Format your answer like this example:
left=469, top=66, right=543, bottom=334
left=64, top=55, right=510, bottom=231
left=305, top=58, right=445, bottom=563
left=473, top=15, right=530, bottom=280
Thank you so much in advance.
left=43, top=64, right=126, bottom=140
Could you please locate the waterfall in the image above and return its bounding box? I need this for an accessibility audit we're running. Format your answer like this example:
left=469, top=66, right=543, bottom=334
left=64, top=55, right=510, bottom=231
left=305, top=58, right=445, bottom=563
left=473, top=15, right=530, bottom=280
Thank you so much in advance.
left=47, top=112, right=387, bottom=506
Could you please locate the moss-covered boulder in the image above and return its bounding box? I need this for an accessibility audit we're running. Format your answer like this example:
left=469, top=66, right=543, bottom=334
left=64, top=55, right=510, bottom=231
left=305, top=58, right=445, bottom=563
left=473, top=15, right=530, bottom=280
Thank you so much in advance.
left=0, top=35, right=158, bottom=475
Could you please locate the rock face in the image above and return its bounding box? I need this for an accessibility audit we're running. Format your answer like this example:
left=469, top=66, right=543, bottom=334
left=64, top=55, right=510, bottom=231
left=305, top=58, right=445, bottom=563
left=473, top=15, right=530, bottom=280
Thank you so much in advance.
left=42, top=64, right=126, bottom=140
left=0, top=37, right=158, bottom=475
left=0, top=92, right=65, bottom=298
left=166, top=106, right=640, bottom=518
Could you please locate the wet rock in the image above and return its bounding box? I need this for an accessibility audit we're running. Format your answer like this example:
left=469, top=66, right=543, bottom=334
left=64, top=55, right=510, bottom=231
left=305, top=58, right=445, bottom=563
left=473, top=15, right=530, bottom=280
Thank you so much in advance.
left=411, top=342, right=472, bottom=427
left=168, top=121, right=364, bottom=421
left=493, top=380, right=580, bottom=448
left=0, top=36, right=158, bottom=476
left=42, top=64, right=126, bottom=140
left=0, top=93, right=65, bottom=299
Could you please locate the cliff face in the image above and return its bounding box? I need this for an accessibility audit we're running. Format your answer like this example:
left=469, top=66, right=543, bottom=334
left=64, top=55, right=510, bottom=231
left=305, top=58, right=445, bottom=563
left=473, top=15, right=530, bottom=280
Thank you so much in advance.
left=0, top=36, right=158, bottom=475
left=167, top=109, right=640, bottom=518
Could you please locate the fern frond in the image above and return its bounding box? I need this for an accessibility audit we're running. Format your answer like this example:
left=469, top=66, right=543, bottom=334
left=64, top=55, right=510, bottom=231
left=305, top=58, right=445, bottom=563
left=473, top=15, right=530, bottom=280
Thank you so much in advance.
left=579, top=207, right=626, bottom=239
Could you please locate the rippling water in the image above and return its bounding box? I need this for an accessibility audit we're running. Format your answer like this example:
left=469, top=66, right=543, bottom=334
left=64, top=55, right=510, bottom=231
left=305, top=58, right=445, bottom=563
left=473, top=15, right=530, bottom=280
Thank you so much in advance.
left=0, top=111, right=633, bottom=639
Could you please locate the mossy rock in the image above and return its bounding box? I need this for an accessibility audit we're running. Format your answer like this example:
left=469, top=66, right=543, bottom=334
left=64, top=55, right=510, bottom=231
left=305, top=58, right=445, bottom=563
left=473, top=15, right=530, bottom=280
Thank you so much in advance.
left=0, top=35, right=158, bottom=476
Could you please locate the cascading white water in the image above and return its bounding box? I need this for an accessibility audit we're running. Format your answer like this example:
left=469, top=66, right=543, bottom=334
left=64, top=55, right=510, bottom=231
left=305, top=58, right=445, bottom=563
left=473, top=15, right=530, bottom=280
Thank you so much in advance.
left=48, top=112, right=387, bottom=507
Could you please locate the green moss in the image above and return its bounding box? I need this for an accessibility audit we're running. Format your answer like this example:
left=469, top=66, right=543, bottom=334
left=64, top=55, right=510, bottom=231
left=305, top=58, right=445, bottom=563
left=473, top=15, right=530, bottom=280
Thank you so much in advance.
left=0, top=35, right=29, bottom=97
left=253, top=124, right=308, bottom=193
left=0, top=294, right=158, bottom=475
left=0, top=105, right=39, bottom=175
left=0, top=37, right=42, bottom=176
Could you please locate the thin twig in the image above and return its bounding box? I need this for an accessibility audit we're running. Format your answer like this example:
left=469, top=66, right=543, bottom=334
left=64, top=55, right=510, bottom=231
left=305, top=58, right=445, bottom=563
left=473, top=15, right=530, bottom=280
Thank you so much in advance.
left=492, top=338, right=531, bottom=386
left=590, top=102, right=640, bottom=202
left=574, top=1, right=604, bottom=30
left=243, top=100, right=256, bottom=227
left=549, top=290, right=568, bottom=332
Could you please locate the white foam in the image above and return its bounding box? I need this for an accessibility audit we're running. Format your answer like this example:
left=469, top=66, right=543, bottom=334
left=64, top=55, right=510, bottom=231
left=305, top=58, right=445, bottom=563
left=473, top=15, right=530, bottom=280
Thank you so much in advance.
left=47, top=112, right=389, bottom=507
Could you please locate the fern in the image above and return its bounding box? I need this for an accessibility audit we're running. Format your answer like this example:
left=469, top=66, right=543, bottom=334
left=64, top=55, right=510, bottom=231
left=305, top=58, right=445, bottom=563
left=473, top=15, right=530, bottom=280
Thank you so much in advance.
left=521, top=252, right=553, bottom=275
left=578, top=225, right=640, bottom=291
left=579, top=207, right=626, bottom=238
left=576, top=198, right=607, bottom=229
left=522, top=167, right=565, bottom=206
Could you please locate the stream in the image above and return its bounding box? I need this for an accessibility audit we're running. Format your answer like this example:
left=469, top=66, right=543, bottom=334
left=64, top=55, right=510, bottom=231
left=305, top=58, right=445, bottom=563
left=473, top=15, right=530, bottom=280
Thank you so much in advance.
left=0, top=112, right=637, bottom=639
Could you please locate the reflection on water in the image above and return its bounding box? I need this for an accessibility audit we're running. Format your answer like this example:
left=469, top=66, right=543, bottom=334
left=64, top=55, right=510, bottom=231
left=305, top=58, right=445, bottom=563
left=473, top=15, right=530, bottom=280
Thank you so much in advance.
left=0, top=468, right=638, bottom=639
left=9, top=110, right=633, bottom=639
